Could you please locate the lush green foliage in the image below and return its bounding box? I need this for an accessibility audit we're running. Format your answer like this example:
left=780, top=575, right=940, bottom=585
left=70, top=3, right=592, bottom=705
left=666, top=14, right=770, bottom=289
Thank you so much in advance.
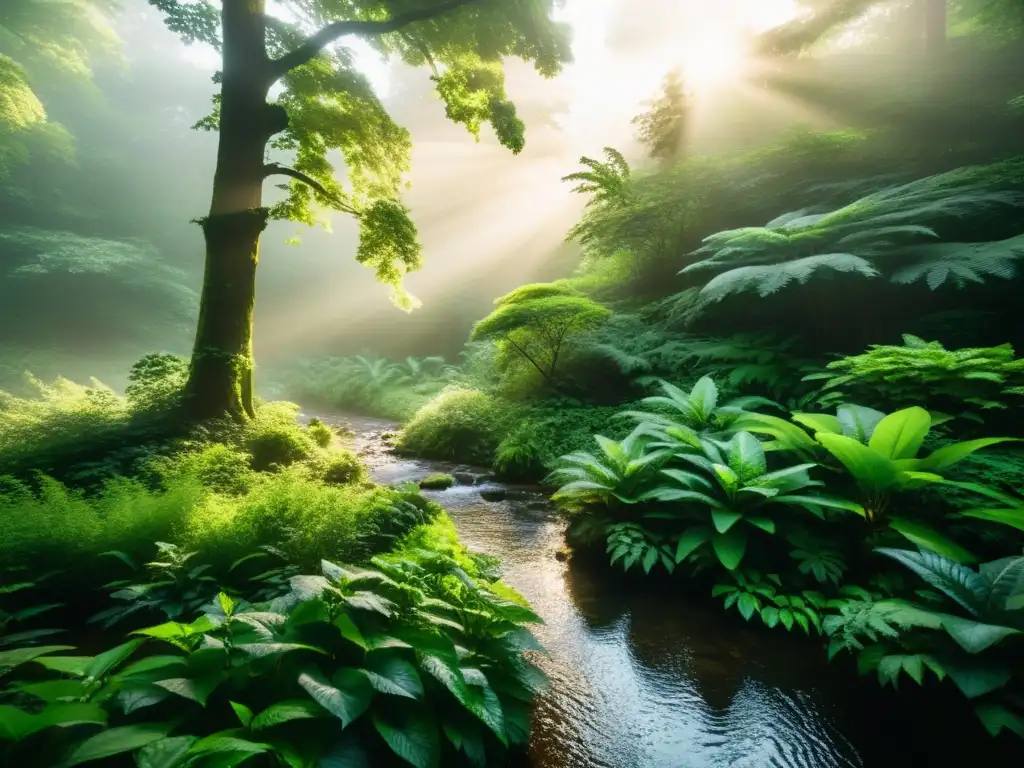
left=398, top=389, right=515, bottom=465
left=805, top=335, right=1024, bottom=423
left=0, top=535, right=546, bottom=767
left=268, top=354, right=461, bottom=421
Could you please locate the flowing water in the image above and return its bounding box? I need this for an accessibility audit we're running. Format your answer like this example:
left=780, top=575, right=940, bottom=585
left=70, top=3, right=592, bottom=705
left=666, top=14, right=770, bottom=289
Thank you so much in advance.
left=309, top=411, right=1018, bottom=768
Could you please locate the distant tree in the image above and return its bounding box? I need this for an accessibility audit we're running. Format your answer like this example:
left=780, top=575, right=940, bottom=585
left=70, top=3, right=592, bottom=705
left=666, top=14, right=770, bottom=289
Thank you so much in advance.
left=0, top=0, right=118, bottom=175
left=149, top=0, right=572, bottom=422
left=471, top=286, right=611, bottom=387
left=631, top=69, right=690, bottom=163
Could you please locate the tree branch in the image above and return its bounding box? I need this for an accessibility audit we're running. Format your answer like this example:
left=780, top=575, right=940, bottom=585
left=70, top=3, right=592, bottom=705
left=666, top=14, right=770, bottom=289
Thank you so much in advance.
left=262, top=163, right=358, bottom=215
left=271, top=0, right=480, bottom=78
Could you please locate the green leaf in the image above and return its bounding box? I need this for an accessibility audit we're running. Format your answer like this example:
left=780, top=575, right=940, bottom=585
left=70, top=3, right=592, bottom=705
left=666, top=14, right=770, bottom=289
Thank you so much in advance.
left=942, top=659, right=1012, bottom=699
left=746, top=516, right=776, bottom=534
left=974, top=703, right=1024, bottom=738
left=918, top=437, right=1020, bottom=472
left=815, top=433, right=898, bottom=492
left=86, top=639, right=144, bottom=681
left=791, top=413, right=843, bottom=435
left=689, top=376, right=719, bottom=419
left=134, top=736, right=198, bottom=768
left=185, top=735, right=270, bottom=762
left=736, top=592, right=760, bottom=621
left=335, top=614, right=368, bottom=650
left=318, top=736, right=371, bottom=768
left=712, top=527, right=747, bottom=570
left=362, top=656, right=424, bottom=699
left=711, top=509, right=744, bottom=534
left=836, top=404, right=885, bottom=442
left=937, top=614, right=1020, bottom=654
left=372, top=709, right=440, bottom=768
left=0, top=645, right=76, bottom=672
left=876, top=548, right=989, bottom=616
left=234, top=643, right=327, bottom=659
left=726, top=431, right=767, bottom=480
left=250, top=699, right=324, bottom=730
left=888, top=518, right=976, bottom=564
left=230, top=702, right=253, bottom=728
left=16, top=680, right=86, bottom=703
left=298, top=669, right=373, bottom=727
left=961, top=507, right=1024, bottom=532
left=153, top=674, right=222, bottom=706
left=674, top=528, right=711, bottom=563
left=62, top=722, right=177, bottom=766
left=641, top=547, right=658, bottom=574
left=0, top=702, right=107, bottom=742
left=868, top=407, right=931, bottom=460
left=761, top=605, right=780, bottom=628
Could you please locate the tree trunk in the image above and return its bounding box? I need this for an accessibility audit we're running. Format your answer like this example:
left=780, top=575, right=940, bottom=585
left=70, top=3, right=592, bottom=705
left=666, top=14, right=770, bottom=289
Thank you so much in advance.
left=183, top=0, right=278, bottom=421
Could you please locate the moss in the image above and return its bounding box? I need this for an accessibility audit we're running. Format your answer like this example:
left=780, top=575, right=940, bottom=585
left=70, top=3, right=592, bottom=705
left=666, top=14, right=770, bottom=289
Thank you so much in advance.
left=419, top=473, right=455, bottom=490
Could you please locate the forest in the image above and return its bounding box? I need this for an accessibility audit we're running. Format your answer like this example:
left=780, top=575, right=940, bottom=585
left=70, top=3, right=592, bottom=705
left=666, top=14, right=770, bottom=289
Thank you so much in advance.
left=1, top=0, right=1023, bottom=766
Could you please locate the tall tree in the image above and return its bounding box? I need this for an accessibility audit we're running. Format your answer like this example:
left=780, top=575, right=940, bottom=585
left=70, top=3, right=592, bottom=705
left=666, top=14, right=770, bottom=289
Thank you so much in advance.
left=150, top=0, right=571, bottom=421
left=631, top=69, right=689, bottom=164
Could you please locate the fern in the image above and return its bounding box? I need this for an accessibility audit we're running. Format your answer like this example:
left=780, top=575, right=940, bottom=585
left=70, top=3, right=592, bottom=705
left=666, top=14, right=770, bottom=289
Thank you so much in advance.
left=684, top=159, right=1024, bottom=302
left=562, top=147, right=631, bottom=207
left=697, top=253, right=879, bottom=302
left=823, top=597, right=942, bottom=657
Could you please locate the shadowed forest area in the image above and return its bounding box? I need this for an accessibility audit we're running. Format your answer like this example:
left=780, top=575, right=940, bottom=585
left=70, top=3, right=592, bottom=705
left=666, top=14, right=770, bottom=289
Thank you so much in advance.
left=2, top=0, right=1024, bottom=766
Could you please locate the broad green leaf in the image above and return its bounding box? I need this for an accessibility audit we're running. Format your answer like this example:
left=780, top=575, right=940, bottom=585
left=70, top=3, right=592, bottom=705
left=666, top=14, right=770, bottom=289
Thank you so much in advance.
left=815, top=433, right=898, bottom=491
left=868, top=407, right=930, bottom=460
left=234, top=642, right=327, bottom=659
left=0, top=702, right=107, bottom=741
left=335, top=614, right=368, bottom=650
left=942, top=659, right=1012, bottom=699
left=251, top=700, right=324, bottom=730
left=736, top=592, right=760, bottom=621
left=836, top=404, right=885, bottom=442
left=185, top=735, right=270, bottom=763
left=937, top=614, right=1020, bottom=654
left=746, top=516, right=776, bottom=534
left=712, top=527, right=747, bottom=570
left=675, top=528, right=711, bottom=563
left=918, top=437, right=1020, bottom=472
left=318, top=736, right=371, bottom=768
left=888, top=518, right=976, bottom=564
left=62, top=722, right=177, bottom=766
left=974, top=703, right=1024, bottom=738
left=230, top=702, right=253, bottom=728
left=119, top=655, right=189, bottom=679
left=0, top=645, right=75, bottom=672
left=773, top=494, right=866, bottom=516
left=372, top=709, right=441, bottom=768
left=961, top=507, right=1024, bottom=532
left=134, top=736, right=198, bottom=768
left=298, top=669, right=373, bottom=727
left=642, top=547, right=658, bottom=574
left=689, top=376, right=718, bottom=419
left=132, top=616, right=215, bottom=642
left=362, top=656, right=423, bottom=699
left=726, top=431, right=766, bottom=480
left=711, top=463, right=740, bottom=491
left=152, top=675, right=222, bottom=706
left=711, top=509, right=743, bottom=534
left=791, top=413, right=843, bottom=435
left=876, top=548, right=989, bottom=616
left=16, top=680, right=86, bottom=703
left=85, top=639, right=144, bottom=681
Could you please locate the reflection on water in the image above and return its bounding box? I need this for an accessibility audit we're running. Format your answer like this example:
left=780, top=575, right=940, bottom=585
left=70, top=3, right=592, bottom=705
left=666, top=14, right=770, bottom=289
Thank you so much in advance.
left=311, top=412, right=1018, bottom=768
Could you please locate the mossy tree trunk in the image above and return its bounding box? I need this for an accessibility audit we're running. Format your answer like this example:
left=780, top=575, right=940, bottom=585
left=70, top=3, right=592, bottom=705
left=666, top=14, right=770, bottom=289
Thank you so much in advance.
left=184, top=0, right=281, bottom=422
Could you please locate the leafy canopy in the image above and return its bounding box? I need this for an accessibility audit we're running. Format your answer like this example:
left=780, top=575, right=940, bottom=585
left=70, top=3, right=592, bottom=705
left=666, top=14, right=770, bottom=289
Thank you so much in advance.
left=154, top=0, right=573, bottom=307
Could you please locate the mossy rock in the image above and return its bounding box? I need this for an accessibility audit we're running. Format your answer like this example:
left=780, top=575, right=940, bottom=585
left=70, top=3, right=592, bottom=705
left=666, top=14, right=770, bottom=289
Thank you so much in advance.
left=419, top=473, right=456, bottom=490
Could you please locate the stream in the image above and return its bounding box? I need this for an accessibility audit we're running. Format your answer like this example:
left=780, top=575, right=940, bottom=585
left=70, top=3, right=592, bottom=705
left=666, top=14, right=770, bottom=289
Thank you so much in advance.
left=311, top=411, right=1017, bottom=768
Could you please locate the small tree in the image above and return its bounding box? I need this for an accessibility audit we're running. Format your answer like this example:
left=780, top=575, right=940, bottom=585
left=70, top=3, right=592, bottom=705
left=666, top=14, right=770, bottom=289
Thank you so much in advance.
left=631, top=69, right=689, bottom=163
left=471, top=286, right=610, bottom=387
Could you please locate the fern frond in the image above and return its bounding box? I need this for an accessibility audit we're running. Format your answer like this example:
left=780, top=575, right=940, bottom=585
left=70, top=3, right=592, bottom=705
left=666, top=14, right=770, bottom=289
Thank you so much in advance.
left=889, top=234, right=1024, bottom=289
left=699, top=253, right=879, bottom=302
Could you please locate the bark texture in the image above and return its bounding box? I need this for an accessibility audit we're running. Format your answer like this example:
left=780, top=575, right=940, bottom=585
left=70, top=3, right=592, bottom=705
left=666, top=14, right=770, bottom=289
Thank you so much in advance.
left=183, top=0, right=273, bottom=421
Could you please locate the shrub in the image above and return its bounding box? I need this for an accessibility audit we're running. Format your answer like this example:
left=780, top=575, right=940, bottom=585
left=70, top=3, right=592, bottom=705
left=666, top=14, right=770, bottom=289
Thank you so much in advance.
left=398, top=389, right=516, bottom=465
left=306, top=417, right=334, bottom=448
left=314, top=449, right=368, bottom=485
left=244, top=404, right=318, bottom=470
left=180, top=472, right=439, bottom=571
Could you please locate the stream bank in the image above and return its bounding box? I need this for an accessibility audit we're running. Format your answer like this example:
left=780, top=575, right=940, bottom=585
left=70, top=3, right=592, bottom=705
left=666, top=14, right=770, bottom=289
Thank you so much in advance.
left=309, top=410, right=1016, bottom=768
